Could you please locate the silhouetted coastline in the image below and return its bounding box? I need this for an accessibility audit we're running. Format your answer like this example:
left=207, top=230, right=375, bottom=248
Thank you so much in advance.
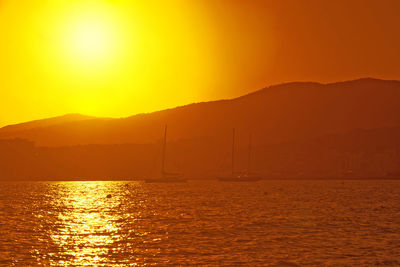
left=1, top=78, right=400, bottom=181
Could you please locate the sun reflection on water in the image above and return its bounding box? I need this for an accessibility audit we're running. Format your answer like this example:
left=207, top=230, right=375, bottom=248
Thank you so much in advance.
left=47, top=181, right=142, bottom=266
left=2, top=181, right=400, bottom=266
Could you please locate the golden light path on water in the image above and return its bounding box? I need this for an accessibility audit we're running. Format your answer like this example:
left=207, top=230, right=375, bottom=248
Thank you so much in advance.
left=1, top=180, right=400, bottom=266
left=44, top=181, right=147, bottom=266
left=50, top=182, right=116, bottom=265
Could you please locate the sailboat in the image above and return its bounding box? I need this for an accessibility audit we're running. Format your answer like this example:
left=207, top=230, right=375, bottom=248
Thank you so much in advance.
left=145, top=125, right=187, bottom=183
left=218, top=129, right=262, bottom=182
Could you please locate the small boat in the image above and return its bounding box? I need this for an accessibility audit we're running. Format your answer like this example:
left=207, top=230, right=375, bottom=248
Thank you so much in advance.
left=218, top=175, right=262, bottom=182
left=218, top=129, right=262, bottom=182
left=145, top=125, right=187, bottom=183
left=145, top=176, right=187, bottom=183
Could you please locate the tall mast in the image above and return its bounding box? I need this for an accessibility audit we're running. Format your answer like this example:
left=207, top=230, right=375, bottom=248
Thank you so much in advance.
left=247, top=133, right=252, bottom=175
left=231, top=128, right=235, bottom=177
left=161, top=125, right=167, bottom=177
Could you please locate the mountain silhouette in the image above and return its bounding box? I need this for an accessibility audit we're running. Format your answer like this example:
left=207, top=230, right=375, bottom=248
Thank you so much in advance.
left=1, top=78, right=400, bottom=180
left=1, top=78, right=399, bottom=147
left=0, top=113, right=97, bottom=134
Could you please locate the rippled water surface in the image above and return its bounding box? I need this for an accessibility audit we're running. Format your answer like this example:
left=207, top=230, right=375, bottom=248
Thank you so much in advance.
left=0, top=180, right=399, bottom=266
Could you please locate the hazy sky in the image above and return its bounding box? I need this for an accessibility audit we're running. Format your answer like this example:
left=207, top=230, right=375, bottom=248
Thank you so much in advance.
left=1, top=0, right=400, bottom=126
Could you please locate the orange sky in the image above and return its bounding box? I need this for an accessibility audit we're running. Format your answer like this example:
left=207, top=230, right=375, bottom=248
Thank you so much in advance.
left=1, top=0, right=400, bottom=126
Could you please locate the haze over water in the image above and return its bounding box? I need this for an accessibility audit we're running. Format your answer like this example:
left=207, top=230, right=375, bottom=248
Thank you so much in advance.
left=0, top=180, right=399, bottom=266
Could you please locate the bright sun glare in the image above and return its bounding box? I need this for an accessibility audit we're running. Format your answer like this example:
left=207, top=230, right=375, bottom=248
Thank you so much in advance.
left=59, top=2, right=129, bottom=71
left=0, top=0, right=213, bottom=120
left=70, top=20, right=112, bottom=61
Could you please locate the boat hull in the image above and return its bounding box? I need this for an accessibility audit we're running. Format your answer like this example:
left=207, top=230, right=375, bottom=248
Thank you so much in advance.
left=145, top=178, right=187, bottom=183
left=217, top=176, right=262, bottom=182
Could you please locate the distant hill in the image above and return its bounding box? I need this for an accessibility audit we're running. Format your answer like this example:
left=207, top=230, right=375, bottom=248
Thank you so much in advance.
left=1, top=78, right=400, bottom=147
left=0, top=113, right=97, bottom=133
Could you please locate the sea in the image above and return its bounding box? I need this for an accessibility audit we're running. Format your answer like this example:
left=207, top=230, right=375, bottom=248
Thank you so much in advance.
left=0, top=180, right=399, bottom=266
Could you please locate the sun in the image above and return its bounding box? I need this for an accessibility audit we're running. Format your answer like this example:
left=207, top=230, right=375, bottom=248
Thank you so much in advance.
left=69, top=19, right=113, bottom=62
left=59, top=2, right=130, bottom=71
